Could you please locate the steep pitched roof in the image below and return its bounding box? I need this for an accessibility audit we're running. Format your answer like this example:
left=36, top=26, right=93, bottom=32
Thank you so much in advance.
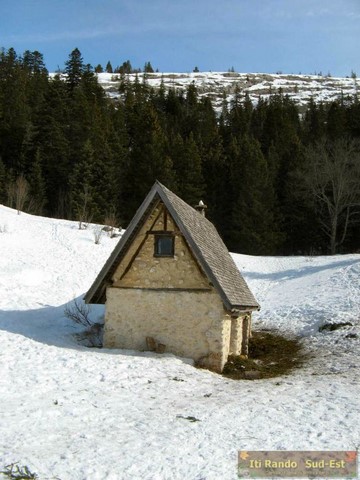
left=84, top=181, right=259, bottom=311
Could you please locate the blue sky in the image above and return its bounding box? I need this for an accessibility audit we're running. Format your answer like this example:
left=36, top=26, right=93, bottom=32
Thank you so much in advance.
left=2, top=0, right=359, bottom=76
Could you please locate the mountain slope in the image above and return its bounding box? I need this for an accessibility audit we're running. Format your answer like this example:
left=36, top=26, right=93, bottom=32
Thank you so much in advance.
left=96, top=71, right=360, bottom=111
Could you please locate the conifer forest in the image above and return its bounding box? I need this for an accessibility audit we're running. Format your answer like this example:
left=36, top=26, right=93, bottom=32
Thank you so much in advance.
left=1, top=47, right=359, bottom=255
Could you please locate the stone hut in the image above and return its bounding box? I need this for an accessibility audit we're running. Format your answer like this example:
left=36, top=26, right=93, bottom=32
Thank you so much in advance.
left=84, top=181, right=259, bottom=372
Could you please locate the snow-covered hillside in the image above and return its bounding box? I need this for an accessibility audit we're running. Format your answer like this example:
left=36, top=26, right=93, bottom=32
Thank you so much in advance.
left=95, top=71, right=360, bottom=111
left=0, top=205, right=359, bottom=480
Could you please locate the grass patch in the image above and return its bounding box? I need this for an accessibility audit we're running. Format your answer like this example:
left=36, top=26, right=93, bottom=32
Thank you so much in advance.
left=0, top=463, right=38, bottom=479
left=319, top=321, right=353, bottom=332
left=223, top=330, right=307, bottom=380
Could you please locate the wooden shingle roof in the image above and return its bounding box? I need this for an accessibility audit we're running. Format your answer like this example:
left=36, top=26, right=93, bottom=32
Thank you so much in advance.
left=84, top=181, right=259, bottom=311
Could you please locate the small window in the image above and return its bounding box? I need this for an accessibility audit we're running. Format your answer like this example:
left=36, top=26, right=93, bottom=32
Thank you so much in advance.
left=154, top=235, right=174, bottom=257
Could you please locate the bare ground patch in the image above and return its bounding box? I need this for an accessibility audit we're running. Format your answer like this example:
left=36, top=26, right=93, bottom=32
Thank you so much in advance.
left=222, top=330, right=308, bottom=380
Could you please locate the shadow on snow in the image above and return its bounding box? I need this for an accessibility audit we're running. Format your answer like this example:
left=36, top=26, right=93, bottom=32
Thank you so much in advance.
left=245, top=258, right=359, bottom=282
left=0, top=296, right=192, bottom=365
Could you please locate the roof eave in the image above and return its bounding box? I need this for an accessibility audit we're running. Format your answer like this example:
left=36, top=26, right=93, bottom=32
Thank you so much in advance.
left=230, top=304, right=260, bottom=312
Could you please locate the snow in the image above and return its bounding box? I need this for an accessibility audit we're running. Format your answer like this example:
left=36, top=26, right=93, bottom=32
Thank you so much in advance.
left=49, top=70, right=360, bottom=115
left=0, top=205, right=359, bottom=480
left=93, top=71, right=360, bottom=112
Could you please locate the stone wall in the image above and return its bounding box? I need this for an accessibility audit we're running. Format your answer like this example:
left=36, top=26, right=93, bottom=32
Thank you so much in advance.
left=103, top=287, right=229, bottom=371
left=229, top=315, right=244, bottom=355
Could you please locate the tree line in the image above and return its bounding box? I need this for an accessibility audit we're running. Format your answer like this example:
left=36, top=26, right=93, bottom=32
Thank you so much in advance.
left=0, top=47, right=359, bottom=255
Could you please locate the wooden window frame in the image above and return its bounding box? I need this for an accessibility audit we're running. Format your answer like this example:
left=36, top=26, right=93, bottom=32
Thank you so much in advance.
left=154, top=233, right=175, bottom=257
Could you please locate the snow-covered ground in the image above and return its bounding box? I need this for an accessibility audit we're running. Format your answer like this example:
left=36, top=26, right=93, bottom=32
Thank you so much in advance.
left=0, top=205, right=359, bottom=480
left=94, top=71, right=360, bottom=111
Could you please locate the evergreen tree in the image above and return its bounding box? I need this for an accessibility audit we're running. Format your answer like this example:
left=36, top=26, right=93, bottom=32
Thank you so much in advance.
left=122, top=99, right=176, bottom=221
left=116, top=60, right=132, bottom=74
left=302, top=99, right=326, bottom=144
left=69, top=139, right=98, bottom=226
left=326, top=100, right=347, bottom=139
left=105, top=61, right=113, bottom=73
left=144, top=61, right=154, bottom=73
left=0, top=48, right=30, bottom=173
left=107, top=103, right=130, bottom=222
left=27, top=148, right=46, bottom=214
left=64, top=48, right=85, bottom=91
left=36, top=75, right=70, bottom=216
left=171, top=133, right=205, bottom=206
left=195, top=96, right=227, bottom=227
left=227, top=134, right=280, bottom=254
left=346, top=100, right=360, bottom=138
left=171, top=82, right=200, bottom=139
left=164, top=88, right=184, bottom=136
left=229, top=92, right=252, bottom=137
left=22, top=50, right=47, bottom=75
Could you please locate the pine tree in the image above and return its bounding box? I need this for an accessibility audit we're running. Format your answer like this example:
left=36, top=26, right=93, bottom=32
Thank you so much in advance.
left=69, top=139, right=98, bottom=227
left=144, top=61, right=154, bottom=73
left=326, top=101, right=347, bottom=139
left=122, top=100, right=176, bottom=220
left=105, top=61, right=113, bottom=73
left=22, top=50, right=47, bottom=75
left=164, top=88, right=184, bottom=136
left=0, top=48, right=30, bottom=173
left=107, top=103, right=129, bottom=222
left=182, top=83, right=199, bottom=136
left=27, top=148, right=46, bottom=214
left=195, top=96, right=226, bottom=227
left=36, top=75, right=70, bottom=216
left=117, top=60, right=132, bottom=74
left=229, top=92, right=253, bottom=137
left=302, top=99, right=326, bottom=144
left=227, top=134, right=280, bottom=254
left=171, top=133, right=205, bottom=206
left=64, top=48, right=85, bottom=91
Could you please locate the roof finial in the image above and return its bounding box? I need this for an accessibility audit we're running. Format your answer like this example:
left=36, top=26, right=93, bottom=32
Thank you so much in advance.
left=195, top=200, right=207, bottom=216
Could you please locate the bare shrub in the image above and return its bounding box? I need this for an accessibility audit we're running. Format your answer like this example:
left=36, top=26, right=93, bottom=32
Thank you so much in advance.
left=75, top=322, right=103, bottom=348
left=64, top=299, right=103, bottom=347
left=104, top=208, right=120, bottom=238
left=64, top=299, right=92, bottom=327
left=6, top=182, right=16, bottom=209
left=26, top=196, right=45, bottom=216
left=93, top=225, right=103, bottom=244
left=76, top=185, right=93, bottom=230
left=15, top=175, right=29, bottom=214
left=7, top=175, right=29, bottom=214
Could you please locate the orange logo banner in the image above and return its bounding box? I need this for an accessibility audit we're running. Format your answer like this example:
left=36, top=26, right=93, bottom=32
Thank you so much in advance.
left=238, top=450, right=357, bottom=478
